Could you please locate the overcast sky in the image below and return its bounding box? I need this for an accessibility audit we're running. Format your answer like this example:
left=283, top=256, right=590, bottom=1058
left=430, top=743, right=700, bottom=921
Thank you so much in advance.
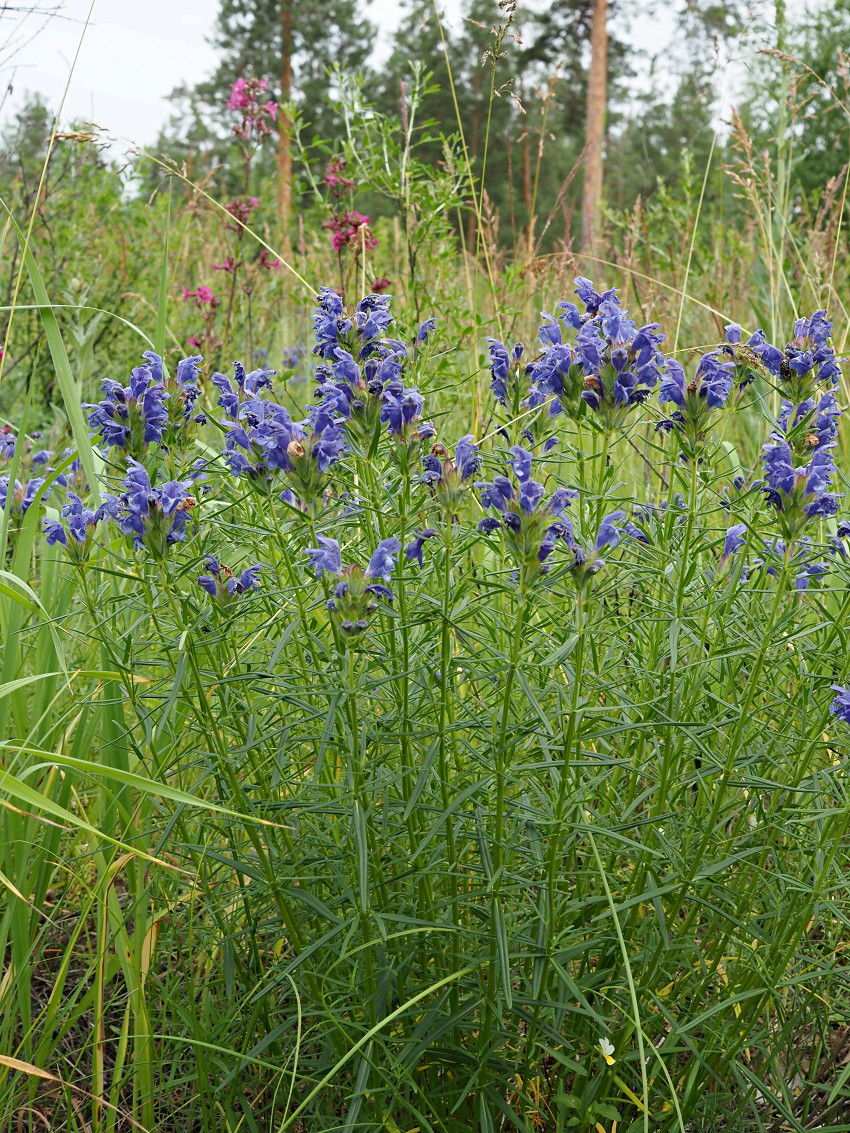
left=0, top=0, right=792, bottom=151
left=0, top=0, right=419, bottom=149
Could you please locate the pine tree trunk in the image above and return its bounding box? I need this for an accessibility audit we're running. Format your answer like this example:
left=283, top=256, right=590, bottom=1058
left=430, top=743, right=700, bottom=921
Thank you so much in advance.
left=278, top=0, right=293, bottom=241
left=581, top=0, right=608, bottom=255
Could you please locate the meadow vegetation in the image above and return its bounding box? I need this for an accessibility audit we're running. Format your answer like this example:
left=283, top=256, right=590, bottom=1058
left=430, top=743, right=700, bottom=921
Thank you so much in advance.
left=1, top=3, right=850, bottom=1130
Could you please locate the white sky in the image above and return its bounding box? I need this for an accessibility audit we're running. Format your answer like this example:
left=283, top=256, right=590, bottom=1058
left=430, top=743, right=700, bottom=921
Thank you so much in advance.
left=0, top=0, right=800, bottom=152
left=0, top=0, right=408, bottom=149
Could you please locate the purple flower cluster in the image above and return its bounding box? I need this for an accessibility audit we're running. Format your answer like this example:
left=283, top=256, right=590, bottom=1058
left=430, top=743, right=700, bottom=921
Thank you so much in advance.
left=830, top=685, right=850, bottom=725
left=487, top=339, right=524, bottom=406
left=213, top=361, right=345, bottom=505
left=782, top=311, right=842, bottom=389
left=724, top=312, right=841, bottom=401
left=721, top=323, right=783, bottom=384
left=660, top=353, right=734, bottom=413
left=749, top=537, right=829, bottom=591
left=105, top=460, right=197, bottom=555
left=658, top=350, right=735, bottom=458
left=475, top=445, right=583, bottom=577
left=312, top=292, right=433, bottom=446
left=313, top=289, right=402, bottom=361
left=560, top=278, right=668, bottom=431
left=84, top=351, right=203, bottom=457
left=761, top=390, right=842, bottom=537
left=1, top=475, right=49, bottom=518
left=420, top=436, right=481, bottom=515
left=486, top=282, right=665, bottom=441
left=303, top=535, right=401, bottom=634
left=198, top=556, right=261, bottom=599
left=43, top=492, right=114, bottom=557
left=1, top=425, right=16, bottom=461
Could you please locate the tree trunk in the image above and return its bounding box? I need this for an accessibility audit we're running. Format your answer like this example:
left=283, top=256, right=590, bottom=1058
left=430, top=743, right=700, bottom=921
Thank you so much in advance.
left=278, top=0, right=293, bottom=242
left=581, top=0, right=608, bottom=256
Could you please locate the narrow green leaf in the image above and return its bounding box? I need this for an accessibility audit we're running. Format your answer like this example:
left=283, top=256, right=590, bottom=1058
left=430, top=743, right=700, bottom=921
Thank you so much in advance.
left=0, top=202, right=100, bottom=492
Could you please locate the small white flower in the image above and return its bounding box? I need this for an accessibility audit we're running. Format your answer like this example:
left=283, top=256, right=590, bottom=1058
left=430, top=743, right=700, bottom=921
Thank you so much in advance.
left=599, top=1037, right=616, bottom=1065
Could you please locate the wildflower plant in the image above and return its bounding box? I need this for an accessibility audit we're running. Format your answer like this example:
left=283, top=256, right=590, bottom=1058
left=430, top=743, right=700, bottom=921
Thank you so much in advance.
left=10, top=274, right=850, bottom=1133
left=761, top=385, right=842, bottom=538
left=475, top=445, right=580, bottom=581
left=304, top=534, right=400, bottom=635
left=658, top=349, right=735, bottom=460
left=570, top=277, right=668, bottom=433
left=106, top=459, right=197, bottom=557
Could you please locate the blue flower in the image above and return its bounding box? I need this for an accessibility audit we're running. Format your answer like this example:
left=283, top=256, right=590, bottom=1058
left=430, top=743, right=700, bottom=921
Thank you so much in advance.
left=419, top=437, right=480, bottom=514
left=313, top=287, right=353, bottom=358
left=658, top=349, right=733, bottom=457
left=722, top=523, right=747, bottom=559
left=304, top=535, right=343, bottom=577
left=43, top=518, right=67, bottom=545
left=595, top=511, right=625, bottom=552
left=761, top=390, right=842, bottom=536
left=476, top=449, right=583, bottom=578
left=417, top=317, right=436, bottom=343
left=106, top=460, right=196, bottom=553
left=406, top=528, right=438, bottom=565
left=659, top=359, right=686, bottom=407
left=0, top=428, right=16, bottom=461
left=366, top=537, right=401, bottom=582
left=749, top=537, right=830, bottom=590
left=566, top=280, right=668, bottom=428
left=783, top=310, right=842, bottom=389
left=526, top=342, right=574, bottom=409
left=198, top=571, right=218, bottom=597
left=696, top=352, right=735, bottom=409
left=307, top=535, right=401, bottom=633
left=380, top=383, right=424, bottom=435
left=84, top=356, right=168, bottom=452
left=198, top=557, right=262, bottom=598
left=507, top=445, right=533, bottom=482
left=574, top=276, right=618, bottom=316
left=746, top=329, right=783, bottom=375
left=539, top=311, right=564, bottom=347
left=455, top=435, right=481, bottom=480
left=354, top=294, right=394, bottom=347
left=830, top=685, right=850, bottom=724
left=487, top=338, right=512, bottom=404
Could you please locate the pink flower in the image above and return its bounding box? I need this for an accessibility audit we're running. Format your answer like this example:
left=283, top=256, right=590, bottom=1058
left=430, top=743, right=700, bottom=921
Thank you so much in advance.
left=226, top=77, right=250, bottom=113
left=324, top=210, right=378, bottom=253
left=213, top=259, right=237, bottom=273
left=187, top=336, right=202, bottom=348
left=184, top=285, right=215, bottom=304
left=372, top=277, right=391, bottom=294
left=325, top=157, right=356, bottom=196
left=258, top=250, right=281, bottom=270
left=227, top=76, right=278, bottom=141
left=226, top=197, right=260, bottom=228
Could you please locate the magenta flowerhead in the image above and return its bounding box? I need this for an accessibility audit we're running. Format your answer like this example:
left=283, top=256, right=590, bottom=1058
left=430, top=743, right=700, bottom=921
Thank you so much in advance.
left=227, top=76, right=277, bottom=142
left=324, top=211, right=378, bottom=254
left=325, top=157, right=356, bottom=197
